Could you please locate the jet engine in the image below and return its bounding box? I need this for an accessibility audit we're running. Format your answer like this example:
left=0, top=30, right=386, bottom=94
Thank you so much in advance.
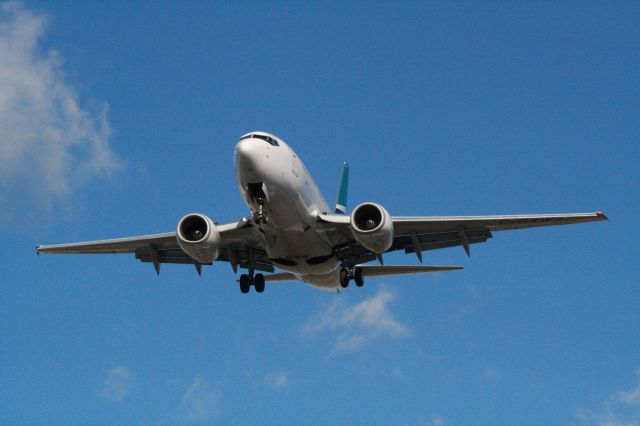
left=350, top=202, right=394, bottom=253
left=176, top=213, right=221, bottom=263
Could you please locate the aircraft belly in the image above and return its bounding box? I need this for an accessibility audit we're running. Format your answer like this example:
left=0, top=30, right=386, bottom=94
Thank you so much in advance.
left=263, top=172, right=327, bottom=230
left=300, top=269, right=340, bottom=290
left=265, top=229, right=339, bottom=275
left=264, top=188, right=305, bottom=229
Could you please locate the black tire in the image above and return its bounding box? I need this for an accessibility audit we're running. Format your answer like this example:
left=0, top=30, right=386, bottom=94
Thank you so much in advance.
left=239, top=274, right=250, bottom=293
left=339, top=269, right=350, bottom=288
left=354, top=267, right=364, bottom=287
left=254, top=273, right=265, bottom=293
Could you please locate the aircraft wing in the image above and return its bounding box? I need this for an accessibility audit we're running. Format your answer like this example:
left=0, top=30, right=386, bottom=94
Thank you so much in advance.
left=390, top=212, right=608, bottom=234
left=36, top=232, right=178, bottom=254
left=36, top=218, right=273, bottom=275
left=319, top=211, right=608, bottom=265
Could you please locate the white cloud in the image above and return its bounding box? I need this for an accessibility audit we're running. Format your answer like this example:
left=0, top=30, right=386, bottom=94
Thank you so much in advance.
left=409, top=415, right=446, bottom=426
left=428, top=417, right=445, bottom=426
left=98, top=366, right=135, bottom=402
left=302, top=287, right=410, bottom=354
left=617, top=373, right=640, bottom=406
left=181, top=377, right=220, bottom=422
left=263, top=371, right=289, bottom=389
left=0, top=2, right=120, bottom=217
left=575, top=369, right=640, bottom=425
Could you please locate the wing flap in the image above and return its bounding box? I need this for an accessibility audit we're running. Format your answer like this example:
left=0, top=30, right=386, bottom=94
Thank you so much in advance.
left=394, top=229, right=492, bottom=254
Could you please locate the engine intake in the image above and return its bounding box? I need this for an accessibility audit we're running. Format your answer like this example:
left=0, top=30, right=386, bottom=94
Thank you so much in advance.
left=176, top=213, right=221, bottom=263
left=350, top=202, right=393, bottom=253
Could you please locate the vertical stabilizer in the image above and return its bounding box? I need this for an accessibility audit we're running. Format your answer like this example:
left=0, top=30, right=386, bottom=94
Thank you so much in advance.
left=334, top=162, right=349, bottom=214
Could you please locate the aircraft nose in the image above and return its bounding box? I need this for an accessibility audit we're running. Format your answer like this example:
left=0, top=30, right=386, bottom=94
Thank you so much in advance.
left=235, top=138, right=266, bottom=174
left=235, top=138, right=253, bottom=163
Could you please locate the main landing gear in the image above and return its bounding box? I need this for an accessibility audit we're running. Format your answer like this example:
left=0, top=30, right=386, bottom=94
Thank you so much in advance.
left=238, top=244, right=265, bottom=294
left=239, top=273, right=265, bottom=294
left=339, top=267, right=364, bottom=289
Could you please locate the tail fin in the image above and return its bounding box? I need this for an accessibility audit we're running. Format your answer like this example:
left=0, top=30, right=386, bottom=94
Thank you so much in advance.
left=334, top=162, right=349, bottom=214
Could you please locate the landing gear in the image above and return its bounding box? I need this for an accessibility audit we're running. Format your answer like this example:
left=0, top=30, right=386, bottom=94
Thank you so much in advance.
left=339, top=267, right=365, bottom=289
left=238, top=272, right=266, bottom=294
left=239, top=274, right=251, bottom=293
left=254, top=273, right=265, bottom=293
left=353, top=267, right=364, bottom=287
left=255, top=202, right=267, bottom=225
left=339, top=269, right=350, bottom=288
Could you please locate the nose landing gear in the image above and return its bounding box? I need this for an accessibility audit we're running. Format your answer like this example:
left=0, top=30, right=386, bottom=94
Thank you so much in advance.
left=247, top=183, right=268, bottom=225
left=255, top=202, right=267, bottom=225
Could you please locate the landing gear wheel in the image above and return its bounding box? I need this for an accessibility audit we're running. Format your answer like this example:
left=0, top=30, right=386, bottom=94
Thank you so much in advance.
left=254, top=273, right=265, bottom=293
left=339, top=269, right=350, bottom=288
left=239, top=274, right=251, bottom=293
left=354, top=267, right=364, bottom=287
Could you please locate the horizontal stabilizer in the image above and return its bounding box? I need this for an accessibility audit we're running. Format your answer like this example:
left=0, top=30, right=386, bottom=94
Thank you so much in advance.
left=358, top=265, right=463, bottom=277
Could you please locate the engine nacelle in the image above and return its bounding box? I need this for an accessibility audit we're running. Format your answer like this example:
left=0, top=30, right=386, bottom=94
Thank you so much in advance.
left=176, top=213, right=221, bottom=264
left=350, top=202, right=394, bottom=253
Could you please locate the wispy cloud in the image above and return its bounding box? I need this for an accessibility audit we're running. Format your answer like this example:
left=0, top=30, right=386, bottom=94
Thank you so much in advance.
left=263, top=371, right=290, bottom=389
left=409, top=415, right=446, bottom=426
left=181, top=377, right=221, bottom=422
left=98, top=366, right=135, bottom=402
left=302, top=287, right=410, bottom=354
left=0, top=2, right=120, bottom=218
left=575, top=369, right=640, bottom=425
left=617, top=373, right=640, bottom=406
left=426, top=417, right=445, bottom=426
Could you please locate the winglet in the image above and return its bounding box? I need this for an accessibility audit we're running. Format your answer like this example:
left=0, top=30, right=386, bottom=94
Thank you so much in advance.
left=334, top=162, right=349, bottom=214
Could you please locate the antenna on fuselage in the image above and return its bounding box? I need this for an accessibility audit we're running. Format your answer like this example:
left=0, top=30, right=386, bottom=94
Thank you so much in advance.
left=334, top=162, right=349, bottom=214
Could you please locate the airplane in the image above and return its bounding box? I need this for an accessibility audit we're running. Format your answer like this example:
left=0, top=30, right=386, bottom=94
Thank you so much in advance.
left=36, top=131, right=608, bottom=293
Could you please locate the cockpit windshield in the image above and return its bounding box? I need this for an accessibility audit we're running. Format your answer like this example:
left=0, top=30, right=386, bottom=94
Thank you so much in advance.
left=239, top=134, right=279, bottom=147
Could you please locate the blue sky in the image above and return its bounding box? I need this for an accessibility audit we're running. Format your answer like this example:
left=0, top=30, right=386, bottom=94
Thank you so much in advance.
left=1, top=1, right=638, bottom=425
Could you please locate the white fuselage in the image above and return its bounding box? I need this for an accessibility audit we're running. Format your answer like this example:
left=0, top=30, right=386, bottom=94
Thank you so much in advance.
left=234, top=132, right=342, bottom=289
